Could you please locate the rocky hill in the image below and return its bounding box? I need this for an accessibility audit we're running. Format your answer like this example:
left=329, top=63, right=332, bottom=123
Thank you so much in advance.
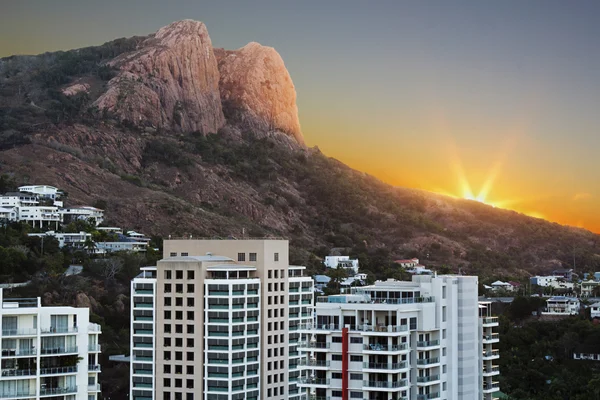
left=1, top=20, right=600, bottom=279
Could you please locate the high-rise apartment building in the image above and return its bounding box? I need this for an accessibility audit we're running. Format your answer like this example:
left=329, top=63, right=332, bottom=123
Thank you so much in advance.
left=135, top=238, right=313, bottom=400
left=298, top=275, right=500, bottom=400
left=0, top=288, right=102, bottom=400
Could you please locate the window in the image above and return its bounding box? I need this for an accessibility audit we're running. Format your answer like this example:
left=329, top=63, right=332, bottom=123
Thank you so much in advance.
left=274, top=253, right=279, bottom=262
left=176, top=298, right=183, bottom=306
left=187, top=365, right=194, bottom=374
left=442, top=329, right=446, bottom=339
left=238, top=253, right=245, bottom=262
left=187, top=338, right=194, bottom=347
left=443, top=365, right=447, bottom=374
left=164, top=337, right=171, bottom=347
left=350, top=355, right=362, bottom=362
left=165, top=270, right=172, bottom=279
left=176, top=311, right=183, bottom=320
left=249, top=253, right=257, bottom=261
left=169, top=253, right=176, bottom=257
left=332, top=372, right=342, bottom=379
left=176, top=284, right=183, bottom=293
left=187, top=379, right=194, bottom=389
left=175, top=351, right=182, bottom=361
left=175, top=338, right=182, bottom=347
left=187, top=270, right=194, bottom=280
left=164, top=351, right=171, bottom=360
left=442, top=306, right=447, bottom=322
left=187, top=298, right=194, bottom=307
left=268, top=270, right=272, bottom=279
left=164, top=284, right=172, bottom=293
left=175, top=379, right=182, bottom=388
left=164, top=378, right=171, bottom=387
left=164, top=310, right=171, bottom=319
left=187, top=352, right=194, bottom=361
left=443, top=348, right=447, bottom=356
left=181, top=252, right=188, bottom=257
left=164, top=324, right=171, bottom=333
left=175, top=365, right=182, bottom=374
left=175, top=324, right=183, bottom=333
left=280, top=269, right=284, bottom=278
left=187, top=284, right=194, bottom=293
left=442, top=286, right=447, bottom=299
left=350, top=337, right=363, bottom=344
left=268, top=349, right=272, bottom=357
left=332, top=391, right=343, bottom=397
left=268, top=283, right=272, bottom=292
left=332, top=354, right=342, bottom=361
left=163, top=393, right=170, bottom=400
left=187, top=311, right=194, bottom=320
left=350, top=392, right=363, bottom=399
left=274, top=283, right=278, bottom=291
left=176, top=270, right=183, bottom=279
left=350, top=373, right=362, bottom=380
left=443, top=382, right=447, bottom=391
left=164, top=365, right=171, bottom=373
left=332, top=336, right=342, bottom=343
left=187, top=325, right=194, bottom=334
left=410, top=317, right=417, bottom=330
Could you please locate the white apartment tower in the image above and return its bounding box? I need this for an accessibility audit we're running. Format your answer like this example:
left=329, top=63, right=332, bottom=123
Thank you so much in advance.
left=130, top=266, right=157, bottom=400
left=141, top=238, right=314, bottom=400
left=0, top=289, right=101, bottom=400
left=298, top=275, right=500, bottom=400
left=479, top=302, right=500, bottom=399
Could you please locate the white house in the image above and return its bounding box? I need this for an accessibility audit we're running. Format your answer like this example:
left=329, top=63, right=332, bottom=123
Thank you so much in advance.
left=542, top=296, right=580, bottom=315
left=530, top=276, right=561, bottom=287
left=18, top=206, right=62, bottom=228
left=0, top=207, right=17, bottom=222
left=127, top=231, right=151, bottom=243
left=590, top=302, right=600, bottom=319
left=95, top=241, right=148, bottom=254
left=18, top=185, right=60, bottom=200
left=407, top=265, right=433, bottom=275
left=394, top=258, right=420, bottom=268
left=490, top=281, right=514, bottom=292
left=581, top=280, right=600, bottom=297
left=323, top=256, right=359, bottom=274
left=60, top=206, right=104, bottom=226
left=28, top=231, right=92, bottom=249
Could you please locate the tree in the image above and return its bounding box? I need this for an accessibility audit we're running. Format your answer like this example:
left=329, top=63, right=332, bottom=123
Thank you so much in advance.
left=100, top=257, right=123, bottom=282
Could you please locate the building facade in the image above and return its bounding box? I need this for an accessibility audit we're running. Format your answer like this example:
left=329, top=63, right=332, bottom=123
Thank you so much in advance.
left=0, top=288, right=101, bottom=400
left=138, top=239, right=314, bottom=400
left=298, top=275, right=500, bottom=400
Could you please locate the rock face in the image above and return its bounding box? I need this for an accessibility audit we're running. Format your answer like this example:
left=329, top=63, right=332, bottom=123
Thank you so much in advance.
left=94, top=20, right=225, bottom=134
left=215, top=43, right=304, bottom=145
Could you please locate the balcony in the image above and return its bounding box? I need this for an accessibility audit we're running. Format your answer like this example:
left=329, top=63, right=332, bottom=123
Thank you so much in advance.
left=40, top=366, right=78, bottom=375
left=88, top=364, right=101, bottom=372
left=1, top=369, right=36, bottom=377
left=298, top=377, right=330, bottom=387
left=1, top=328, right=37, bottom=337
left=483, top=365, right=500, bottom=376
left=1, top=348, right=36, bottom=357
left=416, top=393, right=440, bottom=400
left=88, top=384, right=101, bottom=392
left=483, top=350, right=500, bottom=360
left=417, top=374, right=440, bottom=384
left=363, top=379, right=408, bottom=390
left=298, top=359, right=330, bottom=368
left=483, top=334, right=500, bottom=343
left=88, top=344, right=101, bottom=352
left=363, top=343, right=409, bottom=353
left=417, top=357, right=440, bottom=367
left=0, top=390, right=36, bottom=398
left=417, top=340, right=440, bottom=349
left=482, top=317, right=499, bottom=326
left=363, top=361, right=408, bottom=371
left=297, top=341, right=330, bottom=350
left=40, top=346, right=78, bottom=355
left=483, top=381, right=500, bottom=392
left=41, top=326, right=78, bottom=334
left=39, top=386, right=78, bottom=396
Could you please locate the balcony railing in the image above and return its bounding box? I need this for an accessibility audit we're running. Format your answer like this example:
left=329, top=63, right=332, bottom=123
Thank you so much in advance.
left=483, top=334, right=500, bottom=341
left=298, top=377, right=330, bottom=385
left=40, top=346, right=78, bottom=355
left=41, top=326, right=78, bottom=334
left=483, top=382, right=500, bottom=391
left=363, top=343, right=408, bottom=352
left=1, top=328, right=37, bottom=336
left=482, top=317, right=498, bottom=324
left=88, top=384, right=101, bottom=392
left=363, top=379, right=408, bottom=388
left=417, top=357, right=440, bottom=366
left=299, top=359, right=330, bottom=367
left=1, top=348, right=36, bottom=356
left=88, top=364, right=101, bottom=371
left=363, top=362, right=407, bottom=370
left=88, top=344, right=101, bottom=352
left=417, top=374, right=440, bottom=383
left=417, top=340, right=440, bottom=347
left=300, top=323, right=409, bottom=333
left=1, top=369, right=36, bottom=377
left=0, top=390, right=36, bottom=398
left=416, top=393, right=440, bottom=400
left=40, top=366, right=78, bottom=375
left=483, top=365, right=500, bottom=374
left=39, top=386, right=78, bottom=396
left=483, top=350, right=500, bottom=358
left=298, top=341, right=330, bottom=349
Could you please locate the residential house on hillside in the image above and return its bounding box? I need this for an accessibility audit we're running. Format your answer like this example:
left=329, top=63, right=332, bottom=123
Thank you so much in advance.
left=393, top=258, right=420, bottom=268
left=60, top=206, right=104, bottom=226
left=552, top=268, right=574, bottom=282
left=590, top=302, right=600, bottom=319
left=314, top=275, right=331, bottom=293
left=581, top=280, right=600, bottom=297
left=323, top=255, right=359, bottom=274
left=490, top=281, right=514, bottom=292
left=28, top=231, right=91, bottom=249
left=573, top=345, right=600, bottom=361
left=542, top=296, right=580, bottom=315
left=18, top=184, right=60, bottom=200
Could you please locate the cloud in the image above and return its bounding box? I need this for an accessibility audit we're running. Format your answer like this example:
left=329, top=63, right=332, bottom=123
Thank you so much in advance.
left=573, top=192, right=593, bottom=201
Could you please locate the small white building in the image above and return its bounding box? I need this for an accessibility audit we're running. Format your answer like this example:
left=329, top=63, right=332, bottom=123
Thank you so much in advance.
left=590, top=302, right=600, bottom=319
left=581, top=280, right=600, bottom=297
left=0, top=207, right=17, bottom=221
left=127, top=231, right=151, bottom=243
left=18, top=185, right=60, bottom=200
left=95, top=241, right=148, bottom=254
left=18, top=206, right=62, bottom=228
left=323, top=256, right=359, bottom=274
left=28, top=231, right=92, bottom=249
left=0, top=288, right=102, bottom=400
left=490, top=281, right=514, bottom=292
left=530, top=276, right=561, bottom=287
left=407, top=265, right=433, bottom=275
left=542, top=296, right=580, bottom=315
left=60, top=206, right=104, bottom=226
left=394, top=258, right=420, bottom=268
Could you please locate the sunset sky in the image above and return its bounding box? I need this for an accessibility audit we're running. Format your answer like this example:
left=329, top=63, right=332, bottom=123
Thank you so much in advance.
left=2, top=1, right=600, bottom=231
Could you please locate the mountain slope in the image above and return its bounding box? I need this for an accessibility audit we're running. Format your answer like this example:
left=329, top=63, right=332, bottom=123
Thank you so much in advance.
left=1, top=20, right=599, bottom=279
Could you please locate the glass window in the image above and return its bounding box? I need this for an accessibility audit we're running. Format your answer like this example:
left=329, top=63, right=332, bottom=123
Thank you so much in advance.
left=238, top=253, right=245, bottom=262
left=274, top=253, right=279, bottom=262
left=187, top=270, right=194, bottom=280
left=176, top=270, right=183, bottom=279
left=249, top=253, right=257, bottom=261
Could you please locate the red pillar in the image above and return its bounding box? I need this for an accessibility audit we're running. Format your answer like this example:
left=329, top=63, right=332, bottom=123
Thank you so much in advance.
left=342, top=327, right=349, bottom=400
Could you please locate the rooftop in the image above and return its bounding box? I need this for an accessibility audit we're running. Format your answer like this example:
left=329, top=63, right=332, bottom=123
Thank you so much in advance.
left=162, top=255, right=234, bottom=262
